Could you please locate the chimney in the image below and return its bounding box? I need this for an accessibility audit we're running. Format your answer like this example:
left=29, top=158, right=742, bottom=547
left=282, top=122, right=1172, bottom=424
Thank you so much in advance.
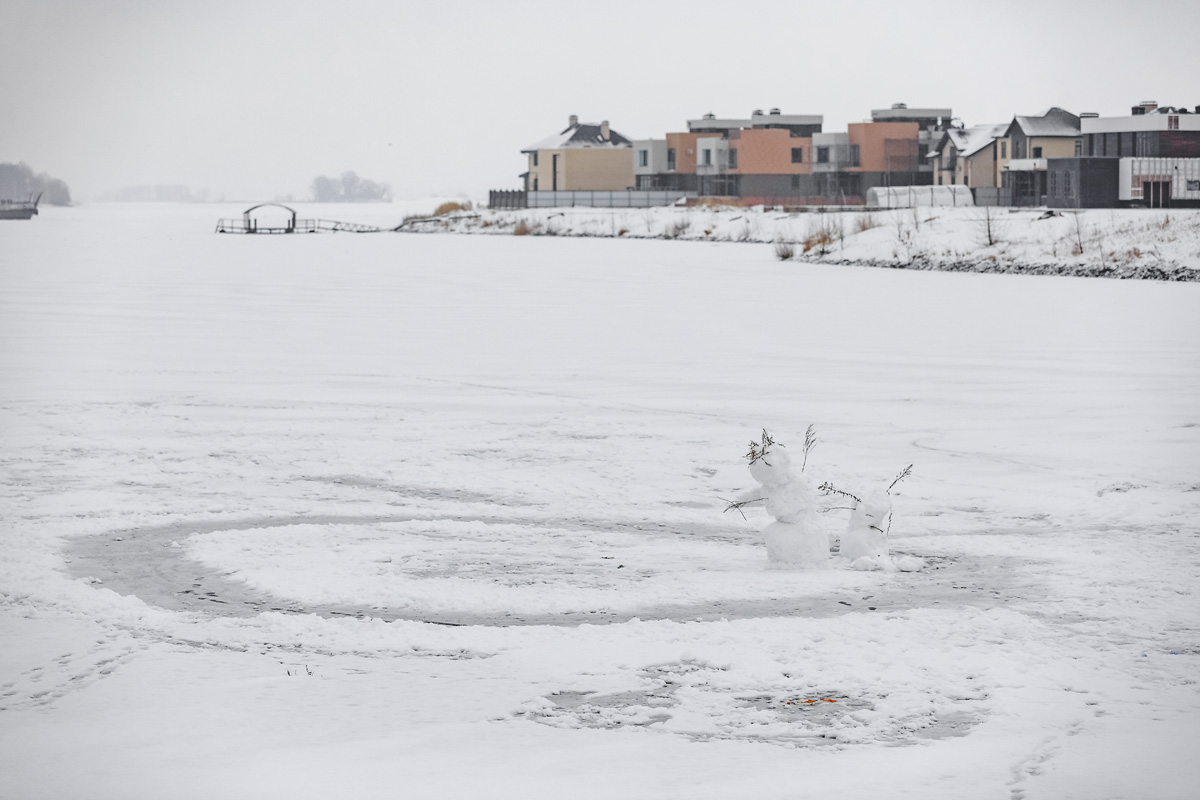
left=600, top=120, right=610, bottom=141
left=569, top=114, right=578, bottom=127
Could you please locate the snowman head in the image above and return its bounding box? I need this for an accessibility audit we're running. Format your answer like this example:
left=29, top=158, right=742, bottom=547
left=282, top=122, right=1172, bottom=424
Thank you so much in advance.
left=748, top=445, right=793, bottom=485
left=851, top=491, right=893, bottom=529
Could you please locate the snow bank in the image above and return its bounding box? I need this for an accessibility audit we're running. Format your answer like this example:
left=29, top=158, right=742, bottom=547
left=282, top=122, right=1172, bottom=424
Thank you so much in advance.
left=408, top=205, right=1200, bottom=281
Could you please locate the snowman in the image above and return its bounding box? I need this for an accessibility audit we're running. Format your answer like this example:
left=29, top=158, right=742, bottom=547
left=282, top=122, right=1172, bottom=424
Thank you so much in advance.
left=825, top=466, right=922, bottom=572
left=728, top=430, right=828, bottom=569
left=838, top=490, right=892, bottom=565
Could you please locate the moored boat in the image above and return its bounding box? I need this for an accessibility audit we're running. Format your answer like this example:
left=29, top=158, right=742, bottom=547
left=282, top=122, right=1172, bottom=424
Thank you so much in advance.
left=0, top=193, right=42, bottom=220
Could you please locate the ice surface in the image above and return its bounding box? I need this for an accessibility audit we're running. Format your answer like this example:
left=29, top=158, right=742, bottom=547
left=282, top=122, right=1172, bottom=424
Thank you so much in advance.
left=1, top=203, right=1199, bottom=799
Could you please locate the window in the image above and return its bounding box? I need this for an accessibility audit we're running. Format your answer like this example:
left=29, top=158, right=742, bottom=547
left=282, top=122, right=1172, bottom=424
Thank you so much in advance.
left=727, top=148, right=738, bottom=169
left=938, top=175, right=943, bottom=185
left=790, top=175, right=800, bottom=190
left=1169, top=116, right=1180, bottom=130
left=1049, top=171, right=1058, bottom=196
left=702, top=149, right=712, bottom=166
left=1064, top=170, right=1072, bottom=197
left=1032, top=146, right=1043, bottom=159
left=1135, top=131, right=1153, bottom=157
left=637, top=150, right=648, bottom=167
left=1074, top=139, right=1082, bottom=157
left=963, top=175, right=968, bottom=187
left=791, top=147, right=803, bottom=163
left=816, top=146, right=829, bottom=163
left=667, top=148, right=676, bottom=170
left=532, top=152, right=538, bottom=167
left=533, top=177, right=538, bottom=190
left=1001, top=140, right=1007, bottom=159
left=847, top=145, right=860, bottom=167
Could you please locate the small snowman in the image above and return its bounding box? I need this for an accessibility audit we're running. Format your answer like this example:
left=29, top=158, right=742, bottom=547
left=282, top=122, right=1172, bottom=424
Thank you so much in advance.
left=839, top=490, right=892, bottom=564
left=727, top=429, right=828, bottom=569
left=822, top=466, right=921, bottom=571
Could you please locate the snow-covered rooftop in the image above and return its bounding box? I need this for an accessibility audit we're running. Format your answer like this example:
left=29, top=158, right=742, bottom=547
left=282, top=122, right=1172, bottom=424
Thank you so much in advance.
left=959, top=123, right=1010, bottom=157
left=523, top=122, right=632, bottom=152
left=1010, top=107, right=1079, bottom=138
left=927, top=123, right=1007, bottom=160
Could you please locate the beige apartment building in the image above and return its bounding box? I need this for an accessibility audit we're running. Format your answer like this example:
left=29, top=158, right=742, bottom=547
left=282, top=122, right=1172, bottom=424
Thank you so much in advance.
left=998, top=108, right=1081, bottom=204
left=522, top=116, right=634, bottom=191
left=930, top=123, right=1008, bottom=187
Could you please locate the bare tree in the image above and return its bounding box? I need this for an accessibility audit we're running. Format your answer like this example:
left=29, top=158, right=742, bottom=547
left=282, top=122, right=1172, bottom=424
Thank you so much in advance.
left=977, top=204, right=1005, bottom=247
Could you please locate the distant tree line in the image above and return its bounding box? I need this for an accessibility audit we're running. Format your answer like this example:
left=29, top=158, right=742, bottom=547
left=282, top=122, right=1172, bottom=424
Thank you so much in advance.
left=311, top=171, right=391, bottom=202
left=0, top=162, right=72, bottom=205
left=97, top=185, right=211, bottom=202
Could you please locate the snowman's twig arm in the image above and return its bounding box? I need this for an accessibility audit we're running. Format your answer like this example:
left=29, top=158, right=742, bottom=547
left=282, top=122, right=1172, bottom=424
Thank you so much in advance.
left=721, top=496, right=764, bottom=520
left=888, top=465, right=913, bottom=493
left=818, top=481, right=861, bottom=503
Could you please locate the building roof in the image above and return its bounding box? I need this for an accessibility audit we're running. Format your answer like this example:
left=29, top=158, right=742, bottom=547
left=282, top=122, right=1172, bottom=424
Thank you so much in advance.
left=871, top=105, right=952, bottom=122
left=750, top=111, right=822, bottom=128
left=523, top=121, right=632, bottom=152
left=688, top=115, right=753, bottom=132
left=959, top=123, right=1010, bottom=157
left=1009, top=107, right=1080, bottom=138
left=928, top=123, right=1007, bottom=160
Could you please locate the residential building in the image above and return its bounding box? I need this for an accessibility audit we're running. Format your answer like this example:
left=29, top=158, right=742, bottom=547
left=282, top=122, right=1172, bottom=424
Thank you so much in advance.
left=1080, top=101, right=1200, bottom=158
left=632, top=139, right=669, bottom=188
left=1044, top=158, right=1120, bottom=208
left=639, top=106, right=943, bottom=203
left=869, top=103, right=954, bottom=175
left=1045, top=101, right=1200, bottom=208
left=522, top=116, right=634, bottom=191
left=725, top=110, right=823, bottom=199
left=641, top=109, right=823, bottom=198
left=1000, top=107, right=1081, bottom=205
left=807, top=120, right=932, bottom=200
left=929, top=123, right=1007, bottom=187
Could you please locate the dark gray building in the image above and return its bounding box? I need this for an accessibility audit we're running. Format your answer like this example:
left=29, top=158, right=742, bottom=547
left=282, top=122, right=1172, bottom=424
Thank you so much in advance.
left=1045, top=158, right=1120, bottom=208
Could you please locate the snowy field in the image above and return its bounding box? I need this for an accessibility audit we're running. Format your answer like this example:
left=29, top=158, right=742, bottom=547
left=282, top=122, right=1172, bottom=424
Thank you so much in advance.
left=413, top=204, right=1200, bottom=280
left=2, top=202, right=1199, bottom=799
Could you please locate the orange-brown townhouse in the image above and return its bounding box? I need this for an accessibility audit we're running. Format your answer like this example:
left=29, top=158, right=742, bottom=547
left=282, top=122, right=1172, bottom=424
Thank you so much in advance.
left=807, top=105, right=951, bottom=199
left=634, top=109, right=822, bottom=198
left=726, top=110, right=823, bottom=201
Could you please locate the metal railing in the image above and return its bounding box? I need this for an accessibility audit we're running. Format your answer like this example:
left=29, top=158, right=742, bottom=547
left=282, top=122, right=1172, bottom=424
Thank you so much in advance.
left=489, top=190, right=696, bottom=209
left=215, top=218, right=388, bottom=234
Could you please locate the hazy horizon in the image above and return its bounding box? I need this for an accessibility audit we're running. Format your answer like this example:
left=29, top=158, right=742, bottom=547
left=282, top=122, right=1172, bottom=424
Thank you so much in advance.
left=2, top=0, right=1197, bottom=202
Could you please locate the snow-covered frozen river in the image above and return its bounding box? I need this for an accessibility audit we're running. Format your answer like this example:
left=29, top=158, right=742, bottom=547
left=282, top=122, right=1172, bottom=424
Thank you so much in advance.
left=2, top=203, right=1198, bottom=798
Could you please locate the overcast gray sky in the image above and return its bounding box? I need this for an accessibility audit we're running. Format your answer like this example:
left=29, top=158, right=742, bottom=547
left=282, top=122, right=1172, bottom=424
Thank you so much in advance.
left=2, top=0, right=1197, bottom=201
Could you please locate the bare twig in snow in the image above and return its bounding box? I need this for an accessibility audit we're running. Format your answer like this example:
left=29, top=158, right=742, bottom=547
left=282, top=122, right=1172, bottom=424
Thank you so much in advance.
left=801, top=424, right=817, bottom=472
left=887, top=464, right=913, bottom=493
